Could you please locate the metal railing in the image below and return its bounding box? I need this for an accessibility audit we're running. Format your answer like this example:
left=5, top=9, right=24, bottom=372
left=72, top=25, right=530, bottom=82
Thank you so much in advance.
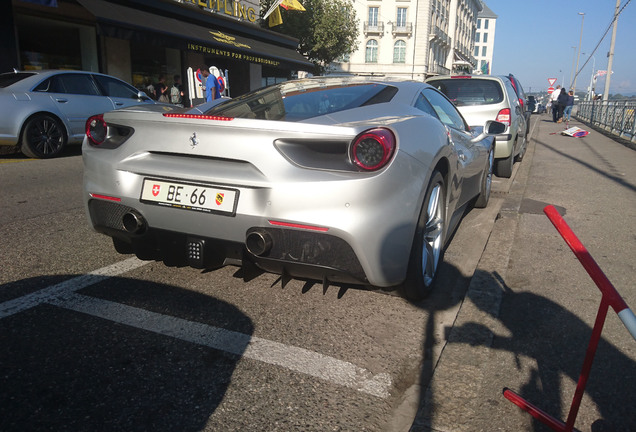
left=575, top=99, right=636, bottom=142
left=391, top=22, right=413, bottom=37
left=363, top=21, right=384, bottom=36
left=427, top=63, right=450, bottom=76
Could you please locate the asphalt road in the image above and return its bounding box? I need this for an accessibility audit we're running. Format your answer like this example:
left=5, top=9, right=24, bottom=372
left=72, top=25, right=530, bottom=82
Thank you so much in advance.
left=0, top=144, right=508, bottom=431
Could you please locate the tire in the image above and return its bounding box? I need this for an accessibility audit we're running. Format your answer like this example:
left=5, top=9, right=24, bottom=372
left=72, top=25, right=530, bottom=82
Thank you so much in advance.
left=494, top=144, right=514, bottom=178
left=515, top=134, right=527, bottom=162
left=20, top=114, right=67, bottom=159
left=401, top=171, right=446, bottom=301
left=474, top=146, right=494, bottom=208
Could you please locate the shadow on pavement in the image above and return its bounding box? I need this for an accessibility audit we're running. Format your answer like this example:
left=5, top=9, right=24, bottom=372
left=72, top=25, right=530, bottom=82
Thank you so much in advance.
left=0, top=276, right=253, bottom=431
left=442, top=269, right=636, bottom=432
left=535, top=137, right=636, bottom=194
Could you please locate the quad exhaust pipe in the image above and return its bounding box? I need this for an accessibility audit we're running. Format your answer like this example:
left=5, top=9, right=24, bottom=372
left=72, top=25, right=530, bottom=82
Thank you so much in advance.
left=122, top=211, right=146, bottom=234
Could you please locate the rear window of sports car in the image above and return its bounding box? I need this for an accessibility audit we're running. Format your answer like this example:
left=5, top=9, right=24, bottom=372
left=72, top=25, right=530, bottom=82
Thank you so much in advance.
left=204, top=83, right=398, bottom=121
left=427, top=79, right=503, bottom=107
left=0, top=72, right=36, bottom=88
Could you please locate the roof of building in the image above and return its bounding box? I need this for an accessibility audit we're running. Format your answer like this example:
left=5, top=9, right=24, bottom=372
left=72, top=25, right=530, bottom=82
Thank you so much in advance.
left=478, top=1, right=498, bottom=19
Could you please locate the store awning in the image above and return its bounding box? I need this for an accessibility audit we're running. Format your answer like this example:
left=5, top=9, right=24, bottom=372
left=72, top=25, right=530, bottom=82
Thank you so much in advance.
left=453, top=51, right=473, bottom=67
left=77, top=0, right=313, bottom=69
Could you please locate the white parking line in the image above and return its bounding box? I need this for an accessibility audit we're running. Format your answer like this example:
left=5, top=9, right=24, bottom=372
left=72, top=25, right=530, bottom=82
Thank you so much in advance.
left=0, top=258, right=392, bottom=398
left=0, top=257, right=147, bottom=319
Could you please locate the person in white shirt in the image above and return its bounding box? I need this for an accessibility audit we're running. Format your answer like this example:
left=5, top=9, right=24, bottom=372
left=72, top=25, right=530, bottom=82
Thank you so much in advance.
left=551, top=85, right=562, bottom=122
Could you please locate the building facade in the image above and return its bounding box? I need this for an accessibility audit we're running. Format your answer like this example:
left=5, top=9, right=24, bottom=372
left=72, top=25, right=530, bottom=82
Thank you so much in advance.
left=2, top=0, right=313, bottom=104
left=331, top=0, right=482, bottom=79
left=472, top=1, right=496, bottom=74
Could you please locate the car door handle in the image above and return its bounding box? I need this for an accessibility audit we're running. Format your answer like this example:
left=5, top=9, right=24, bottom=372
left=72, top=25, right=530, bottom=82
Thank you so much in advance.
left=114, top=102, right=124, bottom=106
left=55, top=98, right=69, bottom=103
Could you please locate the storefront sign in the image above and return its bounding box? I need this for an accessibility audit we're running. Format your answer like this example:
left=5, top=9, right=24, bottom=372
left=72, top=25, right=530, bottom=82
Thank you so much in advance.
left=209, top=31, right=251, bottom=49
left=187, top=43, right=281, bottom=66
left=180, top=0, right=258, bottom=22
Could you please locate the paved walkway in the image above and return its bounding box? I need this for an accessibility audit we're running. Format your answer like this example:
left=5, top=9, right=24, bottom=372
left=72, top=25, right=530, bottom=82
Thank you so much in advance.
left=412, top=114, right=636, bottom=431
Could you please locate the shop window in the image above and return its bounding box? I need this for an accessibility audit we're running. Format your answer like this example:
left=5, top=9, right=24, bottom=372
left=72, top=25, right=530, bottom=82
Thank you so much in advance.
left=131, top=42, right=166, bottom=91
left=17, top=17, right=81, bottom=70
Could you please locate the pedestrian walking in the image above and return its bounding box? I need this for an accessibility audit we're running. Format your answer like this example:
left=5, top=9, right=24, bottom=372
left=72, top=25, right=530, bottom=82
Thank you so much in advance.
left=170, top=75, right=183, bottom=106
left=563, top=90, right=574, bottom=122
left=156, top=75, right=170, bottom=103
left=551, top=85, right=561, bottom=122
left=556, top=88, right=568, bottom=123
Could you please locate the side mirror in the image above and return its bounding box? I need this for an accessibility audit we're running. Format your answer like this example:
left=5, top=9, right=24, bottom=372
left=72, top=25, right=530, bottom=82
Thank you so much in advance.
left=470, top=120, right=506, bottom=143
left=485, top=120, right=506, bottom=134
left=137, top=91, right=151, bottom=101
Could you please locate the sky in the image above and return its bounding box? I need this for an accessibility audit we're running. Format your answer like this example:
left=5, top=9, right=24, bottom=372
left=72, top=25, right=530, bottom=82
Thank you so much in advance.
left=486, top=0, right=636, bottom=96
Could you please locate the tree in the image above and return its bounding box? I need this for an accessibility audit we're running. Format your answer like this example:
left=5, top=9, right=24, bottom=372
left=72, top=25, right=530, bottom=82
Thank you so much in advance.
left=260, top=0, right=359, bottom=73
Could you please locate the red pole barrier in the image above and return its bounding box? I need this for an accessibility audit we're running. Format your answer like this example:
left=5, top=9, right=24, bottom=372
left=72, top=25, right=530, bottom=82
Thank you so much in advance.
left=503, top=206, right=635, bottom=431
left=543, top=206, right=628, bottom=314
left=544, top=205, right=636, bottom=340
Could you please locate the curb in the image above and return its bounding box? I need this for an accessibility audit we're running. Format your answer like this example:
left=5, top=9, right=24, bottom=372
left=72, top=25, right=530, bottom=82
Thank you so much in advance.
left=409, top=117, right=539, bottom=431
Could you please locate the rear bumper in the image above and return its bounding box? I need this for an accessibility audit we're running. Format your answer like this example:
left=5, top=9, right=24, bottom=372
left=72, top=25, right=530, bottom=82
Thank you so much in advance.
left=88, top=199, right=369, bottom=285
left=494, top=134, right=514, bottom=159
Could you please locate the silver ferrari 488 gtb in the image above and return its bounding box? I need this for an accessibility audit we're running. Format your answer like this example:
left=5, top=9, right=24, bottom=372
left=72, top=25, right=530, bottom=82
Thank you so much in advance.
left=83, top=76, right=504, bottom=300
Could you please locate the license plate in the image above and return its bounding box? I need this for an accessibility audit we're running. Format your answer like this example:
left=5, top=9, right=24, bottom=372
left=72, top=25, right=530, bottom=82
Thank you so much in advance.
left=140, top=178, right=238, bottom=215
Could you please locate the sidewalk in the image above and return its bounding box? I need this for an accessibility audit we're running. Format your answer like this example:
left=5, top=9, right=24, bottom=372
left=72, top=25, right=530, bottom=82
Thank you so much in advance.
left=412, top=115, right=636, bottom=431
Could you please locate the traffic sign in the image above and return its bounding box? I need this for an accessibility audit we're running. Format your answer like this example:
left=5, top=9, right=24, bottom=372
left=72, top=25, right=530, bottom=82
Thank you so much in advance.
left=548, top=78, right=557, bottom=86
left=548, top=86, right=555, bottom=94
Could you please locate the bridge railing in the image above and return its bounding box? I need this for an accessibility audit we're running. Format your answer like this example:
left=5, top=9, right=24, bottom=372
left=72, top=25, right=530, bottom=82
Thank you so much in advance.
left=575, top=99, right=636, bottom=142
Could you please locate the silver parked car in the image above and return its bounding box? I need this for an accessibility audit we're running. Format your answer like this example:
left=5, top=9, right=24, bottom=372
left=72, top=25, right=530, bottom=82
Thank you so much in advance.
left=426, top=75, right=528, bottom=178
left=83, top=77, right=504, bottom=300
left=0, top=70, right=157, bottom=158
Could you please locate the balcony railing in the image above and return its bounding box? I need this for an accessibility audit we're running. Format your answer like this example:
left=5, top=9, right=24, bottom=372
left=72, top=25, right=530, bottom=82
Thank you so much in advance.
left=363, top=21, right=384, bottom=36
left=428, top=63, right=450, bottom=76
left=392, top=22, right=412, bottom=37
left=429, top=26, right=450, bottom=46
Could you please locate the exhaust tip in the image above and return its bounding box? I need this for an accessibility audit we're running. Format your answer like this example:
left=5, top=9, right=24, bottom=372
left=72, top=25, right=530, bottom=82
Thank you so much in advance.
left=246, top=230, right=273, bottom=256
left=122, top=211, right=146, bottom=234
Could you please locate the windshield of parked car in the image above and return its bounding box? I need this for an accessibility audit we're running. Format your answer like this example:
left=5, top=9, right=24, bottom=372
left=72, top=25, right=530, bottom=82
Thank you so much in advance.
left=0, top=72, right=36, bottom=88
left=427, top=79, right=504, bottom=107
left=204, top=81, right=398, bottom=121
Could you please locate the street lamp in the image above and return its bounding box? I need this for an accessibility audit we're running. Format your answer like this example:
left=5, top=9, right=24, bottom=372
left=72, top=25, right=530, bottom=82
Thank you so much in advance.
left=569, top=46, right=577, bottom=89
left=572, top=12, right=585, bottom=95
left=587, top=54, right=596, bottom=101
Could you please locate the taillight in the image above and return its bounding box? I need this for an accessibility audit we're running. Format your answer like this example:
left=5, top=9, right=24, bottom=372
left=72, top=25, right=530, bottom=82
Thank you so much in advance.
left=518, top=98, right=524, bottom=109
left=85, top=114, right=133, bottom=148
left=163, top=113, right=233, bottom=121
left=496, top=108, right=511, bottom=126
left=86, top=114, right=107, bottom=146
left=351, top=128, right=396, bottom=171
